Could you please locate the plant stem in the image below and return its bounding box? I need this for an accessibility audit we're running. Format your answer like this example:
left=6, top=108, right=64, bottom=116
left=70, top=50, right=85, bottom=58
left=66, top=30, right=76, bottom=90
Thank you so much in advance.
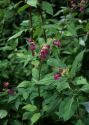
left=37, top=62, right=42, bottom=125
left=38, top=62, right=42, bottom=108
left=38, top=0, right=47, bottom=42
left=29, top=6, right=33, bottom=38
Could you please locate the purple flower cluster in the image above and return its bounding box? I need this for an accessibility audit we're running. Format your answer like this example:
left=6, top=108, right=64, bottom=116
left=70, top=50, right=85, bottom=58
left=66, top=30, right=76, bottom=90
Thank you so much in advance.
left=27, top=38, right=36, bottom=56
left=40, top=45, right=50, bottom=60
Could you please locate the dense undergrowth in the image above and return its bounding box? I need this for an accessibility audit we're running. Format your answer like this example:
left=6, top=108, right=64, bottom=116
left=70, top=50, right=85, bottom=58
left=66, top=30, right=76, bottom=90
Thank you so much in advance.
left=0, top=0, right=89, bottom=125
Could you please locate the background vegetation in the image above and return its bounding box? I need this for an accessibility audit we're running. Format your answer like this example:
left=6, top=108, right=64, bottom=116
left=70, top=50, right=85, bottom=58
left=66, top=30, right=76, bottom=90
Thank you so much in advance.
left=0, top=0, right=89, bottom=125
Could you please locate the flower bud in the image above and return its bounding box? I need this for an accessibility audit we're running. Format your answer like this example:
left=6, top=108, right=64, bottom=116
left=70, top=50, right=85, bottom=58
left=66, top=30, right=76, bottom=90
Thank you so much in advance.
left=3, top=82, right=9, bottom=88
left=39, top=44, right=50, bottom=60
left=7, top=89, right=14, bottom=95
left=53, top=40, right=61, bottom=47
left=54, top=73, right=61, bottom=80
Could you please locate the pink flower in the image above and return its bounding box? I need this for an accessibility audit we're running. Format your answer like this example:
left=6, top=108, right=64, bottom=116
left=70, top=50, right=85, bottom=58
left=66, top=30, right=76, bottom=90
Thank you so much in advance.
left=80, top=6, right=85, bottom=13
left=7, top=89, right=14, bottom=95
left=54, top=73, right=61, bottom=80
left=39, top=44, right=50, bottom=60
left=29, top=42, right=36, bottom=51
left=27, top=38, right=36, bottom=56
left=27, top=38, right=33, bottom=43
left=3, top=82, right=9, bottom=88
left=53, top=40, right=61, bottom=47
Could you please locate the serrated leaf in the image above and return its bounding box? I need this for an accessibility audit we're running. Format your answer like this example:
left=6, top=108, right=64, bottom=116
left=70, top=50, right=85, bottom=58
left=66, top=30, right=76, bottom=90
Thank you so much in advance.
left=0, top=110, right=8, bottom=119
left=56, top=78, right=70, bottom=92
left=17, top=81, right=30, bottom=88
left=47, top=58, right=66, bottom=68
left=70, top=51, right=85, bottom=78
left=27, top=0, right=38, bottom=7
left=31, top=113, right=41, bottom=125
left=58, top=97, right=76, bottom=121
left=39, top=74, right=54, bottom=85
left=23, top=104, right=37, bottom=112
left=32, top=68, right=39, bottom=80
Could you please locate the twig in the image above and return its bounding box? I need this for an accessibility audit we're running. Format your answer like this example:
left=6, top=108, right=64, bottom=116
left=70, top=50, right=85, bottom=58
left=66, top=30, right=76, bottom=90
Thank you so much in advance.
left=29, top=6, right=33, bottom=38
left=38, top=0, right=47, bottom=42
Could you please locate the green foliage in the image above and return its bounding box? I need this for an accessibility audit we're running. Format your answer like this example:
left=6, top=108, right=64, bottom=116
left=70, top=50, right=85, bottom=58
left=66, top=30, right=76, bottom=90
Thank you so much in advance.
left=0, top=0, right=89, bottom=125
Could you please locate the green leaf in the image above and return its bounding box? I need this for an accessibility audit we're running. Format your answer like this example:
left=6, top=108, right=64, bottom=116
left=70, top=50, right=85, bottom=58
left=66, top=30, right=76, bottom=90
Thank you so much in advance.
left=56, top=78, right=70, bottom=92
left=58, top=97, right=77, bottom=121
left=31, top=113, right=41, bottom=125
left=70, top=50, right=85, bottom=78
left=15, top=99, right=21, bottom=110
left=39, top=74, right=54, bottom=85
left=17, top=81, right=30, bottom=88
left=27, top=0, right=38, bottom=7
left=32, top=68, right=39, bottom=80
left=0, top=110, right=8, bottom=119
left=23, top=91, right=29, bottom=100
left=18, top=4, right=29, bottom=13
left=47, top=58, right=66, bottom=68
left=75, top=76, right=88, bottom=85
left=13, top=120, right=22, bottom=125
left=8, top=30, right=25, bottom=41
left=23, top=104, right=37, bottom=112
left=42, top=1, right=53, bottom=15
left=22, top=112, right=31, bottom=120
left=67, top=23, right=77, bottom=36
left=80, top=84, right=89, bottom=93
left=79, top=38, right=85, bottom=46
left=76, top=120, right=85, bottom=125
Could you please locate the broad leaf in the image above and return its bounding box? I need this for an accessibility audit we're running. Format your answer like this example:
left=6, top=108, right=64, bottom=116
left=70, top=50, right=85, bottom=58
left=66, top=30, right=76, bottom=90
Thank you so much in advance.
left=22, top=112, right=31, bottom=120
left=80, top=84, right=89, bottom=93
left=42, top=1, right=53, bottom=15
left=47, top=58, right=66, bottom=68
left=75, top=76, right=88, bottom=85
left=17, top=81, right=30, bottom=88
left=32, top=68, right=39, bottom=80
left=70, top=51, right=85, bottom=78
left=8, top=30, right=25, bottom=41
left=31, top=113, right=41, bottom=125
left=27, top=0, right=38, bottom=7
left=58, top=97, right=77, bottom=121
left=39, top=74, right=54, bottom=85
left=56, top=78, right=70, bottom=92
left=23, top=104, right=37, bottom=112
left=0, top=110, right=8, bottom=119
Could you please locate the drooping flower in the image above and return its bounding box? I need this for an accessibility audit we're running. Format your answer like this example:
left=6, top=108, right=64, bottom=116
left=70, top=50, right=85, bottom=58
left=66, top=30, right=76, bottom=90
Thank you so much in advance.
left=27, top=38, right=36, bottom=56
left=54, top=73, right=61, bottom=80
left=79, top=6, right=85, bottom=13
left=29, top=42, right=36, bottom=51
left=27, top=38, right=33, bottom=43
left=7, top=89, right=14, bottom=95
left=39, top=44, right=50, bottom=60
left=3, top=82, right=9, bottom=88
left=53, top=40, right=61, bottom=47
